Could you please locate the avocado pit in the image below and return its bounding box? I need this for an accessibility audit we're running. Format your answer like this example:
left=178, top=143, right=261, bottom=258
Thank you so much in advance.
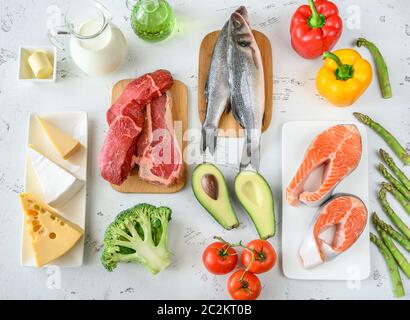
left=201, top=174, right=219, bottom=200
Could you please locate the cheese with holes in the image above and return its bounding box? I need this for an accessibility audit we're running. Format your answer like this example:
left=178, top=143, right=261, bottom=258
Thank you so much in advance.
left=36, top=115, right=81, bottom=160
left=28, top=145, right=84, bottom=207
left=19, top=192, right=84, bottom=267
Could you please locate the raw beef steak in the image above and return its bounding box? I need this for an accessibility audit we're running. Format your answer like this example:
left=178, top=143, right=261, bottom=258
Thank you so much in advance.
left=98, top=70, right=174, bottom=185
left=106, top=69, right=173, bottom=125
left=134, top=92, right=182, bottom=186
left=97, top=115, right=141, bottom=185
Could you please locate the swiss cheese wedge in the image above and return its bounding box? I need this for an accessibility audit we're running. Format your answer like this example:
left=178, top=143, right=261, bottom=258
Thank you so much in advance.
left=35, top=115, right=81, bottom=160
left=19, top=192, right=84, bottom=267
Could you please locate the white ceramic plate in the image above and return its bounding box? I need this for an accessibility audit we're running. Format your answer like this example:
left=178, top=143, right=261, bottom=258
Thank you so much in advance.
left=281, top=121, right=370, bottom=280
left=22, top=112, right=87, bottom=267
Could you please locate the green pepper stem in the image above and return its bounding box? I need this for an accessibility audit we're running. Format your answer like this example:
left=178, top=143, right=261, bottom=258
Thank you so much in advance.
left=323, top=51, right=354, bottom=80
left=308, top=0, right=325, bottom=28
left=356, top=37, right=392, bottom=99
left=323, top=51, right=344, bottom=67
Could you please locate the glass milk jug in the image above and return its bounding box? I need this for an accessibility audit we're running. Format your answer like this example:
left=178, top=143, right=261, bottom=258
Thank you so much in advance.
left=48, top=1, right=127, bottom=76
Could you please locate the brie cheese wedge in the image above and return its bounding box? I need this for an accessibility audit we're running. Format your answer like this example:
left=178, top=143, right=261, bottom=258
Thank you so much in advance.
left=28, top=145, right=84, bottom=207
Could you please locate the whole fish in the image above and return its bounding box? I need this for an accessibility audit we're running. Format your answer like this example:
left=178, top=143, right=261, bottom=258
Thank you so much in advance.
left=227, top=6, right=265, bottom=171
left=201, top=21, right=230, bottom=156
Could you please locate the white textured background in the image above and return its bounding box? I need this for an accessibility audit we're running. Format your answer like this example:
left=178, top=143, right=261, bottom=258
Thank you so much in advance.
left=0, top=0, right=409, bottom=299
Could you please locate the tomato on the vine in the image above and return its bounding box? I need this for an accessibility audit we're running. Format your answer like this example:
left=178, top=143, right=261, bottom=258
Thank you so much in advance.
left=241, top=239, right=276, bottom=274
left=202, top=242, right=238, bottom=275
left=227, top=269, right=261, bottom=300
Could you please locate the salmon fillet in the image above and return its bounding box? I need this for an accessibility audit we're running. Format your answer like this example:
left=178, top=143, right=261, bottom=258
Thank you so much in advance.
left=286, top=124, right=362, bottom=206
left=299, top=194, right=368, bottom=269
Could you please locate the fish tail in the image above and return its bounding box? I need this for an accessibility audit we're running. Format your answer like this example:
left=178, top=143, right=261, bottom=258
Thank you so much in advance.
left=201, top=125, right=218, bottom=155
left=239, top=146, right=252, bottom=171
left=240, top=128, right=260, bottom=171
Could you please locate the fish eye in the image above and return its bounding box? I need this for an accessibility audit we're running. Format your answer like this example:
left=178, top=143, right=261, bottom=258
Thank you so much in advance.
left=238, top=40, right=250, bottom=47
left=232, top=16, right=242, bottom=28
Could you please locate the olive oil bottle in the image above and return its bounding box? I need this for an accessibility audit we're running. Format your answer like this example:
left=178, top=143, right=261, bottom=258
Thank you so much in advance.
left=128, top=0, right=175, bottom=42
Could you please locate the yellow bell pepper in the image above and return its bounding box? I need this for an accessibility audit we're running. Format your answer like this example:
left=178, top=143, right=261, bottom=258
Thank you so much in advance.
left=316, top=49, right=372, bottom=107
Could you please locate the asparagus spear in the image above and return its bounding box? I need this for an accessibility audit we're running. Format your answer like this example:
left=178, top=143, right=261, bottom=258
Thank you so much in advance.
left=378, top=163, right=410, bottom=201
left=381, top=182, right=410, bottom=216
left=353, top=112, right=410, bottom=165
left=372, top=212, right=410, bottom=253
left=380, top=148, right=410, bottom=191
left=370, top=232, right=405, bottom=298
left=356, top=38, right=392, bottom=99
left=379, top=187, right=410, bottom=240
left=376, top=226, right=410, bottom=279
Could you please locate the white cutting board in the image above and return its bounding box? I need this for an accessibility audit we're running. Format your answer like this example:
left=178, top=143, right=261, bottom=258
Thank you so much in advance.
left=22, top=112, right=88, bottom=267
left=281, top=121, right=370, bottom=280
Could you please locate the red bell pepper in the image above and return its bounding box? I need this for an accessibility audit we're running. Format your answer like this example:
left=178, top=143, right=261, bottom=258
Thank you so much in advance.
left=290, top=0, right=343, bottom=59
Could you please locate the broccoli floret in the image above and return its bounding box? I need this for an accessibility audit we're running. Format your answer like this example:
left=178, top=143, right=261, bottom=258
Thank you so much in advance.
left=101, top=203, right=172, bottom=275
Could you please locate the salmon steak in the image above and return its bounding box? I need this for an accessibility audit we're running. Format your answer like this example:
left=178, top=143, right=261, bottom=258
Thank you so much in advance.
left=299, top=194, right=367, bottom=269
left=286, top=124, right=362, bottom=206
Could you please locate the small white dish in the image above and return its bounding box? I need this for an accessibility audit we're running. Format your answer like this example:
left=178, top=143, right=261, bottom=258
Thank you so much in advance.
left=18, top=46, right=57, bottom=82
left=281, top=121, right=370, bottom=280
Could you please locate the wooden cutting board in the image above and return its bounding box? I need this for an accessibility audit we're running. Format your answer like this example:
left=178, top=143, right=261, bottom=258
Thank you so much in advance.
left=198, top=30, right=273, bottom=137
left=110, top=79, right=188, bottom=194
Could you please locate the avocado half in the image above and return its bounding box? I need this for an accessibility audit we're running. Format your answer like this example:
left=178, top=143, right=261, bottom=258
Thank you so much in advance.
left=192, top=163, right=239, bottom=230
left=234, top=171, right=275, bottom=239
